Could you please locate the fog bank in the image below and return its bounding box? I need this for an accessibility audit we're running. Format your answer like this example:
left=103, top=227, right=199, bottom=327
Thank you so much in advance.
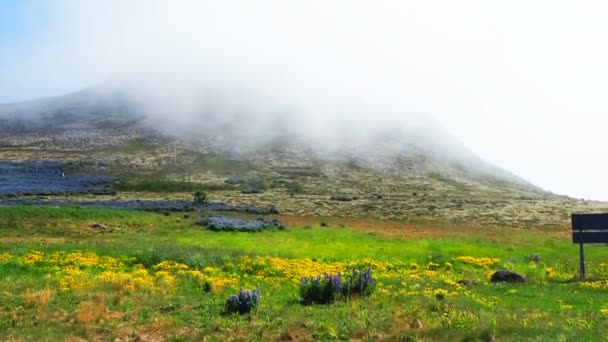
left=2, top=1, right=608, bottom=199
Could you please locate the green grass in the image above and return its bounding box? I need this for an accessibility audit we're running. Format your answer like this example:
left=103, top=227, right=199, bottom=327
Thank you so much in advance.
left=2, top=206, right=608, bottom=340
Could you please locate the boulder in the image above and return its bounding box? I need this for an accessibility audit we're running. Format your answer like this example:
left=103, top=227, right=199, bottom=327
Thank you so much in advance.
left=490, top=270, right=526, bottom=283
left=241, top=188, right=264, bottom=194
left=331, top=194, right=355, bottom=202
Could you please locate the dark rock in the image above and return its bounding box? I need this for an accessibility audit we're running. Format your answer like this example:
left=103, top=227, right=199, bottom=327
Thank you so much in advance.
left=331, top=194, right=355, bottom=201
left=269, top=206, right=280, bottom=214
left=490, top=270, right=526, bottom=283
left=320, top=222, right=329, bottom=227
left=241, top=188, right=264, bottom=194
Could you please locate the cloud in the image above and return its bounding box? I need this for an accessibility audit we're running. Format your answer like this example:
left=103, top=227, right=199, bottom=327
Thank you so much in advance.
left=3, top=1, right=608, bottom=199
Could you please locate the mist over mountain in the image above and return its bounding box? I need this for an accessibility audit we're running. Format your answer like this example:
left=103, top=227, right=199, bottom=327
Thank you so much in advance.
left=0, top=84, right=539, bottom=193
left=4, top=2, right=608, bottom=199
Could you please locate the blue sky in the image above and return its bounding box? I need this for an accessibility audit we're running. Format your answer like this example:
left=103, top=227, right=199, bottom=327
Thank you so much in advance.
left=0, top=1, right=27, bottom=70
left=0, top=1, right=78, bottom=102
left=0, top=1, right=46, bottom=59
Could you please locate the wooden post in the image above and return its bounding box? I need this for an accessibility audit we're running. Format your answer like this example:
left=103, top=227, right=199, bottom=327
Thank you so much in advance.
left=579, top=226, right=585, bottom=280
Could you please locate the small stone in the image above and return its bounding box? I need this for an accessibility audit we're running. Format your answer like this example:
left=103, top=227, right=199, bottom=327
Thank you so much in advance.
left=92, top=223, right=107, bottom=230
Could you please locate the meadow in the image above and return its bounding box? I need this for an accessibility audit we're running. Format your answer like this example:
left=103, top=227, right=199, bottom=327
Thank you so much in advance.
left=1, top=206, right=608, bottom=341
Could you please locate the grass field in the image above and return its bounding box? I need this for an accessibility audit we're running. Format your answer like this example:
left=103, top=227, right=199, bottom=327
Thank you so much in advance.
left=1, top=206, right=608, bottom=341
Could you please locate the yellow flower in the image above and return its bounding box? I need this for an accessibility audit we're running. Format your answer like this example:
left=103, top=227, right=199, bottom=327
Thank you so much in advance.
left=455, top=256, right=499, bottom=268
left=0, top=252, right=12, bottom=262
left=153, top=260, right=190, bottom=273
left=22, top=250, right=44, bottom=265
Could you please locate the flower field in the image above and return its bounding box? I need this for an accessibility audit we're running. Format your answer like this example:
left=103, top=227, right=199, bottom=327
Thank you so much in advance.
left=2, top=207, right=608, bottom=340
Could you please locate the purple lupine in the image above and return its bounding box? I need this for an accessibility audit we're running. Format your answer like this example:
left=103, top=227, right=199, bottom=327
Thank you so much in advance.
left=224, top=287, right=261, bottom=314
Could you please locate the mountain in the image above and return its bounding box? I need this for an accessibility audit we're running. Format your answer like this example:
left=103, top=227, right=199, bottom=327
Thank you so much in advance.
left=0, top=87, right=536, bottom=188
left=3, top=86, right=598, bottom=229
left=0, top=88, right=143, bottom=132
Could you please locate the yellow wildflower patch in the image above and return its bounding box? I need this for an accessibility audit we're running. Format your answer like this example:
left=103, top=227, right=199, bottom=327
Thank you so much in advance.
left=22, top=250, right=44, bottom=265
left=0, top=252, right=12, bottom=262
left=455, top=256, right=499, bottom=268
left=580, top=280, right=608, bottom=289
left=153, top=260, right=190, bottom=272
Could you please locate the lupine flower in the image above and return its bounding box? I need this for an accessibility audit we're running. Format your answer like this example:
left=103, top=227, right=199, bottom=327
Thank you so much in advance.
left=224, top=287, right=261, bottom=314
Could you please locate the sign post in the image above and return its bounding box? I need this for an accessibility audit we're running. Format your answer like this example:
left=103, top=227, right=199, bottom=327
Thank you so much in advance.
left=579, top=226, right=585, bottom=280
left=572, top=213, right=608, bottom=280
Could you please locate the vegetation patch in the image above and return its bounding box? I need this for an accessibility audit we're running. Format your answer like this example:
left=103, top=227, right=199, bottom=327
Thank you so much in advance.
left=224, top=287, right=261, bottom=315
left=196, top=216, right=285, bottom=232
left=4, top=206, right=608, bottom=340
left=115, top=179, right=233, bottom=192
left=299, top=267, right=375, bottom=305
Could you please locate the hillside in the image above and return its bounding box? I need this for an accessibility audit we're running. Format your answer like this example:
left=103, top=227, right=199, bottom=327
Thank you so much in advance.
left=0, top=88, right=606, bottom=228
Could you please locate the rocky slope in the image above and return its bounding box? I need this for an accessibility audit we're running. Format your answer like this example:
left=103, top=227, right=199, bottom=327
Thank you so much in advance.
left=1, top=87, right=605, bottom=228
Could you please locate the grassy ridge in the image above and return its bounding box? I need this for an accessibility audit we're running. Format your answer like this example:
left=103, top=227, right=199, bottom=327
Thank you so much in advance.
left=1, top=206, right=607, bottom=340
left=115, top=179, right=234, bottom=192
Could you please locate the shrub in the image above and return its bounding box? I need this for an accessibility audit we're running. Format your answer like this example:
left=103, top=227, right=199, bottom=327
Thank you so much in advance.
left=342, top=266, right=375, bottom=297
left=224, top=287, right=261, bottom=315
left=300, top=273, right=342, bottom=305
left=299, top=267, right=375, bottom=305
left=196, top=216, right=285, bottom=232
left=286, top=181, right=304, bottom=194
left=193, top=191, right=207, bottom=204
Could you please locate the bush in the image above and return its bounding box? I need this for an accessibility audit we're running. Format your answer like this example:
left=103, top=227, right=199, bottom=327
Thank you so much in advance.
left=300, top=273, right=343, bottom=305
left=286, top=181, right=304, bottom=194
left=224, top=287, right=261, bottom=314
left=299, top=267, right=375, bottom=305
left=330, top=193, right=357, bottom=201
left=196, top=216, right=285, bottom=232
left=343, top=266, right=375, bottom=297
left=193, top=191, right=207, bottom=204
